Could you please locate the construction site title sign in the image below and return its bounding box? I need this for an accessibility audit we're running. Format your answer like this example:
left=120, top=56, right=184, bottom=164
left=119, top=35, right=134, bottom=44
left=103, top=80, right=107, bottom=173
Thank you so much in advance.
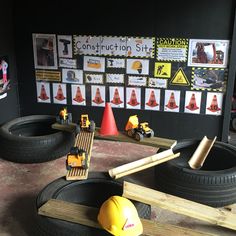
left=74, top=36, right=155, bottom=58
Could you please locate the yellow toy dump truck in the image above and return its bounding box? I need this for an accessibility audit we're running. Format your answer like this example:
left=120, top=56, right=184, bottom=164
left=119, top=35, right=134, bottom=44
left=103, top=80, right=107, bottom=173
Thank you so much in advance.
left=66, top=147, right=88, bottom=170
left=56, top=107, right=72, bottom=125
left=125, top=115, right=154, bottom=141
left=80, top=114, right=95, bottom=132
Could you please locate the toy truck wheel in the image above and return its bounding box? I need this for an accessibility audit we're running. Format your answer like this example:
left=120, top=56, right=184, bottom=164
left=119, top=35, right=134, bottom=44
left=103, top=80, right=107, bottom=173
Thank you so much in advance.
left=66, top=164, right=72, bottom=171
left=89, top=120, right=95, bottom=132
left=135, top=132, right=143, bottom=141
left=150, top=130, right=154, bottom=138
left=70, top=147, right=79, bottom=155
left=68, top=113, right=72, bottom=123
left=127, top=129, right=134, bottom=137
left=75, top=125, right=80, bottom=135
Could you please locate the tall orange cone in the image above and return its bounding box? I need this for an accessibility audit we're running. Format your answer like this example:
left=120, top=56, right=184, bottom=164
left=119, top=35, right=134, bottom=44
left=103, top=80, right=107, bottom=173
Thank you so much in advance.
left=146, top=90, right=158, bottom=107
left=73, top=86, right=85, bottom=103
left=100, top=103, right=119, bottom=136
left=38, top=84, right=49, bottom=100
left=186, top=93, right=199, bottom=111
left=128, top=89, right=139, bottom=106
left=93, top=88, right=104, bottom=104
left=207, top=95, right=221, bottom=112
left=111, top=88, right=123, bottom=105
left=54, top=85, right=65, bottom=100
left=166, top=92, right=178, bottom=109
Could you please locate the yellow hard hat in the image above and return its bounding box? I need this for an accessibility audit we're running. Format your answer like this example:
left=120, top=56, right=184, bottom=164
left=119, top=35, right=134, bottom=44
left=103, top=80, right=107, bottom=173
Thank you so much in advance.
left=97, top=196, right=143, bottom=236
left=131, top=61, right=142, bottom=70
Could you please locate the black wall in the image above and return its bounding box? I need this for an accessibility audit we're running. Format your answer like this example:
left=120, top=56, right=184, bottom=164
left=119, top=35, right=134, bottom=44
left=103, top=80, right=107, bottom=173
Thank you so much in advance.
left=13, top=0, right=236, bottom=141
left=0, top=0, right=20, bottom=124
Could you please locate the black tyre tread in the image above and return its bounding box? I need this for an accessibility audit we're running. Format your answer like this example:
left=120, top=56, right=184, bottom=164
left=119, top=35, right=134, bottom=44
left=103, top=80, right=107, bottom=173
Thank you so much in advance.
left=0, top=115, right=74, bottom=163
left=35, top=172, right=150, bottom=236
left=155, top=139, right=236, bottom=207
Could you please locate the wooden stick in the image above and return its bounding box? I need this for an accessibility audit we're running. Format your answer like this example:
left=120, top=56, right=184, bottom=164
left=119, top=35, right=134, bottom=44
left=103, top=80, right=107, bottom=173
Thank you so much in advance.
left=38, top=199, right=216, bottom=236
left=188, top=136, right=217, bottom=169
left=109, top=149, right=180, bottom=179
left=123, top=181, right=236, bottom=231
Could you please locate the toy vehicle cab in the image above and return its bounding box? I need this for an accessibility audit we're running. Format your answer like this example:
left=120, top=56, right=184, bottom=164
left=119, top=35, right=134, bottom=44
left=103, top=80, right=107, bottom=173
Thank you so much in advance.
left=66, top=147, right=88, bottom=170
left=80, top=114, right=95, bottom=132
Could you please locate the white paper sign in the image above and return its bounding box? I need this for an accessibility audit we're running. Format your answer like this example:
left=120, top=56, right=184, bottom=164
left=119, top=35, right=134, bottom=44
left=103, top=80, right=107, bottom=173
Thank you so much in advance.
left=36, top=81, right=51, bottom=103
left=106, top=74, right=124, bottom=83
left=57, top=35, right=73, bottom=58
left=126, top=59, right=149, bottom=75
left=184, top=91, right=202, bottom=114
left=106, top=58, right=125, bottom=68
left=52, top=83, right=67, bottom=104
left=128, top=76, right=147, bottom=86
left=126, top=87, right=141, bottom=109
left=109, top=86, right=124, bottom=108
left=59, top=58, right=77, bottom=68
left=74, top=35, right=100, bottom=55
left=145, top=88, right=160, bottom=111
left=83, top=56, right=105, bottom=72
left=85, top=74, right=103, bottom=84
left=62, top=69, right=83, bottom=84
left=148, top=78, right=167, bottom=88
left=71, top=84, right=86, bottom=106
left=126, top=37, right=155, bottom=58
left=205, top=92, right=223, bottom=115
left=91, top=85, right=105, bottom=107
left=164, top=90, right=181, bottom=112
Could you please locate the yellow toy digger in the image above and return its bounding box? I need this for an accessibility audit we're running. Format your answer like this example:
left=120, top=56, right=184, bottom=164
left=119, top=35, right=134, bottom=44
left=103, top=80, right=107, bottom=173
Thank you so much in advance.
left=66, top=147, right=88, bottom=170
left=125, top=115, right=154, bottom=141
left=80, top=114, right=95, bottom=132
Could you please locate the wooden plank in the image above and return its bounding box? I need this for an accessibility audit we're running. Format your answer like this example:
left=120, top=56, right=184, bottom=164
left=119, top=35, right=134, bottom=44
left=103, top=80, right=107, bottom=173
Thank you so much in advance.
left=109, top=149, right=180, bottom=179
left=38, top=199, right=216, bottom=236
left=94, top=128, right=177, bottom=149
left=51, top=122, right=77, bottom=132
left=188, top=136, right=217, bottom=169
left=224, top=204, right=236, bottom=214
left=66, top=131, right=94, bottom=180
left=123, top=182, right=236, bottom=231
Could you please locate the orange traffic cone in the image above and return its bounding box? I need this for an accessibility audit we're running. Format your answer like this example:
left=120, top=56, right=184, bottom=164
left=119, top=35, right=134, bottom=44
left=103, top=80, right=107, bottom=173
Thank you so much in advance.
left=186, top=93, right=199, bottom=111
left=128, top=89, right=140, bottom=106
left=100, top=103, right=119, bottom=136
left=54, top=85, right=65, bottom=100
left=73, top=86, right=85, bottom=103
left=166, top=92, right=178, bottom=109
left=111, top=88, right=123, bottom=105
left=146, top=90, right=158, bottom=107
left=38, top=84, right=49, bottom=100
left=207, top=95, right=221, bottom=112
left=93, top=88, right=104, bottom=104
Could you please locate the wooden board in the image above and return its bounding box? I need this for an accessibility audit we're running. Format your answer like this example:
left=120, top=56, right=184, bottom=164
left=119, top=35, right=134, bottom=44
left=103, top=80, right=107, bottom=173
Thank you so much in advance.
left=51, top=122, right=78, bottom=133
left=123, top=181, right=236, bottom=231
left=94, top=128, right=177, bottom=150
left=38, top=199, right=216, bottom=236
left=66, top=131, right=94, bottom=180
left=109, top=149, right=180, bottom=179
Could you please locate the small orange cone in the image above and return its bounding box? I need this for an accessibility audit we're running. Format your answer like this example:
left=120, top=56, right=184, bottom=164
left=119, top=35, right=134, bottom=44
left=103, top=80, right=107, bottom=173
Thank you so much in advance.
left=166, top=92, right=178, bottom=109
left=54, top=85, right=65, bottom=100
left=100, top=103, right=119, bottom=136
left=146, top=90, right=158, bottom=107
left=38, top=84, right=49, bottom=100
left=207, top=95, right=221, bottom=112
left=111, top=88, right=123, bottom=105
left=93, top=88, right=104, bottom=104
left=128, top=89, right=140, bottom=106
left=186, top=93, right=199, bottom=111
left=73, top=86, right=85, bottom=103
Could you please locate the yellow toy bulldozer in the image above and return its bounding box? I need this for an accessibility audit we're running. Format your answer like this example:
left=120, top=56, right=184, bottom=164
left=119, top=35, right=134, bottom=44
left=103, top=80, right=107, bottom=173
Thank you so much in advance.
left=80, top=114, right=95, bottom=132
left=66, top=147, right=88, bottom=170
left=125, top=115, right=154, bottom=141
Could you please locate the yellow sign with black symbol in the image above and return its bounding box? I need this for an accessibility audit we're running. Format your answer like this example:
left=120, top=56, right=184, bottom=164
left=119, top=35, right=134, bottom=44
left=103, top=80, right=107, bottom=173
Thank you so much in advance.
left=154, top=62, right=171, bottom=78
left=170, top=68, right=190, bottom=86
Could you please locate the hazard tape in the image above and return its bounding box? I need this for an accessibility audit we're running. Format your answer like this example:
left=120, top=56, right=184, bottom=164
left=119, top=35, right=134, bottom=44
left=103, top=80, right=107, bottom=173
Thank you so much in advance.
left=36, top=70, right=61, bottom=82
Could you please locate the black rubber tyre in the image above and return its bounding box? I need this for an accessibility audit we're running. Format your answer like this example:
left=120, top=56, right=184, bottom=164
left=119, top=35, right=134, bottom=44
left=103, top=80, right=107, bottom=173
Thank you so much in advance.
left=89, top=120, right=95, bottom=132
left=0, top=115, right=74, bottom=163
left=155, top=139, right=236, bottom=207
left=35, top=172, right=151, bottom=236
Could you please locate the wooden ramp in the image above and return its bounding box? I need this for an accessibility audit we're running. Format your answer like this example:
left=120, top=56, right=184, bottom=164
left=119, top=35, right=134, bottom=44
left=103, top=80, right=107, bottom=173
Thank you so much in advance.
left=66, top=131, right=94, bottom=180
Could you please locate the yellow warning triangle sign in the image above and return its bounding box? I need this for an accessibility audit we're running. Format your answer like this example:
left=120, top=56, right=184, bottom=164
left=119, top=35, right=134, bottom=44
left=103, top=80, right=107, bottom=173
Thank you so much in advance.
left=170, top=68, right=190, bottom=86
